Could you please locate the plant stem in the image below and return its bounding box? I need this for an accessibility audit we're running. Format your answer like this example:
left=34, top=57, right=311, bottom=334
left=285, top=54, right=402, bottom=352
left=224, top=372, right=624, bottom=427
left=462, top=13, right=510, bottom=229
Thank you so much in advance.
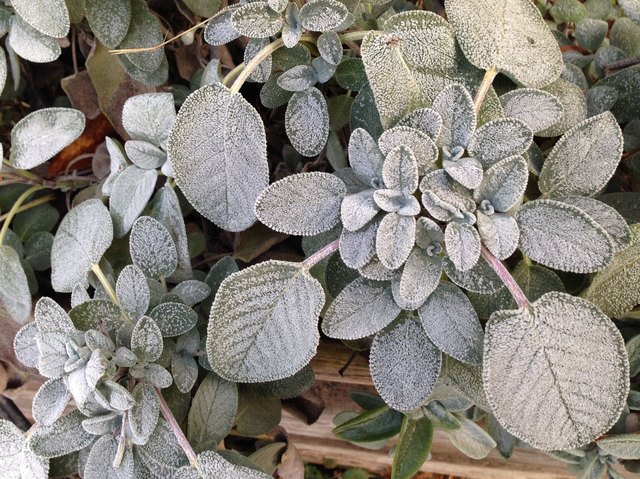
left=0, top=185, right=46, bottom=245
left=480, top=246, right=530, bottom=310
left=91, top=263, right=119, bottom=304
left=155, top=387, right=198, bottom=467
left=473, top=65, right=499, bottom=112
left=303, top=239, right=339, bottom=268
left=0, top=194, right=55, bottom=223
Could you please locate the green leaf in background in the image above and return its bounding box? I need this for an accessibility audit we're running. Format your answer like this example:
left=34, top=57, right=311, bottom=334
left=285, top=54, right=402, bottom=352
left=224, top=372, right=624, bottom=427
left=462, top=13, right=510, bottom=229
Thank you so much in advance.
left=333, top=405, right=403, bottom=443
left=391, top=416, right=433, bottom=479
left=183, top=0, right=222, bottom=17
left=85, top=0, right=131, bottom=48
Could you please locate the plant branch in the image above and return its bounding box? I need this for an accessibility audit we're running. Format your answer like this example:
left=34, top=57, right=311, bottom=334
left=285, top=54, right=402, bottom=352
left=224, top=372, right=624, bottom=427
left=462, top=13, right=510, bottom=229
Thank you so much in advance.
left=473, top=65, right=499, bottom=112
left=0, top=185, right=46, bottom=245
left=480, top=246, right=530, bottom=310
left=303, top=239, right=339, bottom=268
left=90, top=263, right=119, bottom=304
left=155, top=387, right=198, bottom=467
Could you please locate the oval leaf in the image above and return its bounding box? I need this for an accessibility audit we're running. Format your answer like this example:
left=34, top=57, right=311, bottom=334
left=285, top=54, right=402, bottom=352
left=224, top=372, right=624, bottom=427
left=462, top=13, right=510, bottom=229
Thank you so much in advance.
left=285, top=87, right=330, bottom=157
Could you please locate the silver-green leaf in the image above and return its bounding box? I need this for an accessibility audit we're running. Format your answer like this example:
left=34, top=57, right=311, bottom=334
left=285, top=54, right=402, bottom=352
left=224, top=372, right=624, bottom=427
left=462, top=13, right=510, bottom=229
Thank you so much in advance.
left=0, top=245, right=31, bottom=325
left=285, top=87, right=330, bottom=157
left=130, top=216, right=177, bottom=279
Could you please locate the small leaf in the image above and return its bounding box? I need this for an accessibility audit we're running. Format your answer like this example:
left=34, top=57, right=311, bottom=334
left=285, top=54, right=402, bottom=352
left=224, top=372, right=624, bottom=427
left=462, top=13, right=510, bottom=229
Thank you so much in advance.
left=619, top=0, right=640, bottom=25
left=244, top=38, right=272, bottom=83
left=109, top=165, right=157, bottom=238
left=467, top=118, right=533, bottom=168
left=597, top=434, right=640, bottom=459
left=397, top=108, right=443, bottom=140
left=150, top=302, right=197, bottom=337
left=203, top=9, right=240, bottom=46
left=14, top=322, right=39, bottom=368
left=379, top=126, right=438, bottom=178
left=118, top=0, right=164, bottom=73
left=538, top=78, right=588, bottom=137
left=499, top=88, right=563, bottom=133
left=172, top=280, right=211, bottom=307
left=8, top=16, right=61, bottom=63
left=443, top=255, right=504, bottom=294
left=299, top=0, right=348, bottom=31
left=333, top=406, right=403, bottom=443
left=69, top=299, right=123, bottom=331
left=10, top=108, right=85, bottom=170
left=474, top=155, right=529, bottom=212
left=339, top=218, right=379, bottom=269
left=130, top=216, right=177, bottom=279
left=348, top=128, right=385, bottom=185
left=136, top=419, right=187, bottom=475
left=317, top=31, right=343, bottom=65
left=125, top=141, right=166, bottom=169
left=0, top=245, right=31, bottom=324
left=285, top=87, right=330, bottom=157
left=277, top=65, right=318, bottom=92
left=445, top=416, right=497, bottom=459
left=32, top=378, right=71, bottom=426
left=116, top=265, right=150, bottom=320
left=445, top=222, right=480, bottom=272
left=335, top=58, right=367, bottom=90
left=176, top=451, right=272, bottom=479
left=376, top=213, right=416, bottom=270
left=392, top=416, right=433, bottom=479
left=132, top=316, right=164, bottom=362
left=432, top=83, right=476, bottom=150
left=130, top=383, right=159, bottom=441
left=282, top=3, right=302, bottom=48
left=172, top=354, right=198, bottom=393
left=11, top=0, right=69, bottom=38
left=28, top=411, right=95, bottom=458
left=260, top=73, right=294, bottom=108
left=399, top=248, right=442, bottom=306
left=575, top=19, right=608, bottom=51
left=231, top=2, right=282, bottom=38
left=255, top=172, right=346, bottom=236
left=85, top=0, right=131, bottom=48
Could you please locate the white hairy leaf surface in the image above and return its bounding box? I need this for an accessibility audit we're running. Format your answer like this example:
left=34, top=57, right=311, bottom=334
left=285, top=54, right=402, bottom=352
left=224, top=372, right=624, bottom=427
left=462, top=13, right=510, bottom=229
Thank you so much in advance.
left=122, top=92, right=175, bottom=149
left=203, top=9, right=240, bottom=46
left=399, top=249, right=442, bottom=306
left=339, top=218, right=379, bottom=269
left=445, top=222, right=481, bottom=272
left=125, top=140, right=166, bottom=169
left=340, top=190, right=379, bottom=232
left=116, top=265, right=150, bottom=319
left=172, top=280, right=211, bottom=307
left=51, top=199, right=113, bottom=293
left=467, top=118, right=533, bottom=168
left=282, top=3, right=302, bottom=48
left=69, top=299, right=122, bottom=331
left=381, top=145, right=418, bottom=193
left=322, top=277, right=401, bottom=339
left=130, top=216, right=177, bottom=279
left=474, top=155, right=529, bottom=212
left=538, top=78, right=588, bottom=137
left=150, top=302, right=197, bottom=337
left=299, top=0, right=348, bottom=31
left=11, top=0, right=69, bottom=37
left=255, top=172, right=346, bottom=235
left=176, top=451, right=272, bottom=479
left=318, top=31, right=343, bottom=65
left=0, top=419, right=49, bottom=479
left=443, top=156, right=483, bottom=190
left=432, top=83, right=476, bottom=150
left=83, top=435, right=124, bottom=479
left=420, top=169, right=475, bottom=221
left=132, top=316, right=164, bottom=362
left=8, top=16, right=61, bottom=63
left=277, top=65, right=318, bottom=92
left=484, top=292, right=629, bottom=450
left=619, top=0, right=640, bottom=25
left=168, top=83, right=269, bottom=232
left=586, top=86, right=618, bottom=118
left=144, top=363, right=173, bottom=389
left=445, top=416, right=497, bottom=459
left=476, top=212, right=520, bottom=260
left=445, top=0, right=562, bottom=88
left=244, top=38, right=272, bottom=83
left=0, top=49, right=6, bottom=96
left=28, top=411, right=95, bottom=458
left=207, top=261, right=324, bottom=382
left=374, top=190, right=420, bottom=216
left=376, top=213, right=416, bottom=270
left=129, top=383, right=159, bottom=441
left=0, top=245, right=31, bottom=325
left=102, top=137, right=128, bottom=196
left=370, top=315, right=442, bottom=411
left=348, top=128, right=385, bottom=185
left=517, top=199, right=615, bottom=273
left=137, top=419, right=187, bottom=475
left=187, top=373, right=238, bottom=452
left=85, top=0, right=131, bottom=48
left=32, top=378, right=71, bottom=426
left=379, top=127, right=438, bottom=176
left=397, top=108, right=443, bottom=140
left=269, top=0, right=288, bottom=13
left=10, top=108, right=85, bottom=170
left=14, top=322, right=39, bottom=368
left=499, top=88, right=563, bottom=133
left=231, top=2, right=282, bottom=38
left=418, top=282, right=483, bottom=365
left=597, top=434, right=640, bottom=459
left=109, top=165, right=157, bottom=238
left=172, top=352, right=198, bottom=391
left=539, top=112, right=623, bottom=198
left=119, top=0, right=164, bottom=73
left=285, top=87, right=330, bottom=157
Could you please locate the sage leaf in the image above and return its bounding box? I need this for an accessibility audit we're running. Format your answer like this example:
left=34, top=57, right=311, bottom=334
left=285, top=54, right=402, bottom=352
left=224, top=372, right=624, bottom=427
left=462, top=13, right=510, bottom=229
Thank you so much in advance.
left=231, top=2, right=282, bottom=38
left=445, top=416, right=497, bottom=459
left=398, top=108, right=443, bottom=140
left=168, top=83, right=269, bottom=232
left=130, top=216, right=177, bottom=279
left=318, top=31, right=343, bottom=65
left=0, top=419, right=49, bottom=479
left=172, top=354, right=198, bottom=393
left=28, top=411, right=95, bottom=458
left=474, top=155, right=529, bottom=212
left=277, top=65, right=318, bottom=92
left=129, top=383, right=159, bottom=441
left=132, top=316, right=164, bottom=362
left=392, top=416, right=433, bottom=479
left=10, top=108, right=85, bottom=170
left=0, top=245, right=31, bottom=324
left=150, top=302, right=197, bottom=337
left=172, top=280, right=211, bottom=307
left=136, top=419, right=187, bottom=475
left=467, top=118, right=533, bottom=168
left=124, top=141, right=166, bottom=169
left=175, top=451, right=272, bottom=479
left=51, top=199, right=113, bottom=293
left=399, top=248, right=442, bottom=306
left=14, top=322, right=39, bottom=368
left=116, top=265, right=150, bottom=320
left=83, top=435, right=128, bottom=479
left=445, top=222, right=481, bottom=272
left=255, top=172, right=346, bottom=235
left=285, top=87, right=330, bottom=157
left=203, top=9, right=240, bottom=46
left=370, top=315, right=442, bottom=411
left=379, top=129, right=437, bottom=177
left=597, top=434, right=640, bottom=460
left=484, top=292, right=629, bottom=450
left=499, top=88, right=563, bottom=133
left=333, top=405, right=403, bottom=443
left=282, top=3, right=302, bottom=48
left=432, top=83, right=476, bottom=150
left=619, top=0, right=640, bottom=25
left=476, top=212, right=520, bottom=260
left=207, top=260, right=324, bottom=382
left=8, top=16, right=61, bottom=63
left=11, top=0, right=70, bottom=38
left=69, top=299, right=123, bottom=331
left=32, top=378, right=71, bottom=426
left=85, top=0, right=131, bottom=48
left=443, top=256, right=503, bottom=294
left=299, top=0, right=348, bottom=31
left=538, top=78, right=588, bottom=137
left=376, top=213, right=416, bottom=270
left=244, top=38, right=272, bottom=84
left=109, top=165, right=157, bottom=238
left=339, top=218, right=379, bottom=269
left=119, top=0, right=164, bottom=73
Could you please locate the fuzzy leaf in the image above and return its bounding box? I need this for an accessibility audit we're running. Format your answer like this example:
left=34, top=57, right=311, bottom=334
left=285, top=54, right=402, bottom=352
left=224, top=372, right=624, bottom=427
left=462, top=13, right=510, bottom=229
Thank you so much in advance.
left=130, top=216, right=177, bottom=279
left=260, top=73, right=294, bottom=108
left=474, top=155, right=529, bottom=212
left=244, top=38, right=272, bottom=84
left=14, top=322, right=39, bottom=368
left=517, top=199, right=615, bottom=273
left=299, top=0, right=348, bottom=31
left=175, top=451, right=272, bottom=479
left=12, top=0, right=69, bottom=37
left=483, top=292, right=629, bottom=450
left=399, top=248, right=442, bottom=305
left=255, top=172, right=345, bottom=235
left=172, top=281, right=211, bottom=307
left=322, top=277, right=400, bottom=339
left=443, top=256, right=504, bottom=294
left=51, top=199, right=113, bottom=293
left=231, top=2, right=282, bottom=38
left=538, top=78, right=588, bottom=137
left=443, top=156, right=483, bottom=190
left=129, top=382, right=159, bottom=441
left=136, top=419, right=187, bottom=475
left=282, top=3, right=302, bottom=48
left=318, top=31, right=343, bottom=65
left=597, top=434, right=640, bottom=459
left=378, top=127, right=437, bottom=177
left=207, top=260, right=324, bottom=382
left=69, top=299, right=123, bottom=331
left=85, top=0, right=131, bottom=48
left=116, top=265, right=150, bottom=319
left=125, top=141, right=166, bottom=169
left=339, top=219, right=379, bottom=269
left=376, top=213, right=416, bottom=270
left=150, top=302, right=197, bottom=337
left=132, top=316, right=164, bottom=362
left=0, top=419, right=49, bottom=479
left=586, top=86, right=618, bottom=118
left=28, top=411, right=95, bottom=458
left=285, top=87, right=330, bottom=157
left=392, top=416, right=433, bottom=479
left=109, top=166, right=157, bottom=238
left=467, top=118, right=533, bottom=168
left=476, top=212, right=520, bottom=260
left=32, top=378, right=71, bottom=426
left=0, top=245, right=31, bottom=325
left=445, top=222, right=481, bottom=272
left=370, top=315, right=442, bottom=411
left=8, top=16, right=61, bottom=63
left=119, top=0, right=164, bottom=73
left=397, top=108, right=443, bottom=140
left=203, top=9, right=240, bottom=46
left=445, top=416, right=497, bottom=459
left=10, top=108, right=85, bottom=170
left=277, top=65, right=318, bottom=92
left=539, top=112, right=623, bottom=198
left=419, top=170, right=475, bottom=222
left=172, top=354, right=198, bottom=393
left=619, top=0, right=640, bottom=25
left=445, top=0, right=563, bottom=88
left=575, top=19, right=608, bottom=51
left=348, top=128, right=385, bottom=185
left=499, top=88, right=563, bottom=133
left=432, top=83, right=476, bottom=150
left=168, top=83, right=269, bottom=232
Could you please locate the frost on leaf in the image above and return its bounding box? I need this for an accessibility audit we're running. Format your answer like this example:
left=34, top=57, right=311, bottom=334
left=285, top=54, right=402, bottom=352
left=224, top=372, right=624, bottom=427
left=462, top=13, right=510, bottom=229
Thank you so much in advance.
left=318, top=31, right=343, bottom=65
left=8, top=16, right=61, bottom=63
left=398, top=248, right=442, bottom=306
left=467, top=118, right=533, bottom=168
left=255, top=172, right=346, bottom=236
left=130, top=383, right=159, bottom=441
left=150, top=302, right=197, bottom=337
left=0, top=419, right=49, bottom=479
left=499, top=88, right=563, bottom=133
left=168, top=83, right=268, bottom=232
left=130, top=216, right=177, bottom=279
left=277, top=65, right=318, bottom=92
left=483, top=292, right=629, bottom=450
left=539, top=112, right=623, bottom=198
left=348, top=128, right=385, bottom=185
left=10, top=108, right=85, bottom=170
left=131, top=316, right=164, bottom=362
left=376, top=213, right=416, bottom=270
left=11, top=0, right=70, bottom=38
left=397, top=108, right=443, bottom=140
left=207, top=261, right=324, bottom=382
left=378, top=126, right=438, bottom=176
left=51, top=199, right=113, bottom=293
left=445, top=0, right=563, bottom=88
left=432, top=83, right=476, bottom=150
left=175, top=451, right=272, bottom=479
left=517, top=200, right=615, bottom=273
left=204, top=9, right=240, bottom=46
left=14, top=322, right=39, bottom=368
left=445, top=222, right=481, bottom=272
left=370, top=315, right=442, bottom=411
left=122, top=93, right=176, bottom=149
left=116, top=264, right=150, bottom=319
left=537, top=78, right=588, bottom=137
left=85, top=0, right=131, bottom=48
left=445, top=416, right=497, bottom=459
left=109, top=165, right=157, bottom=238
left=118, top=0, right=164, bottom=73
left=339, top=219, right=379, bottom=269
left=231, top=2, right=282, bottom=38
left=244, top=38, right=272, bottom=84
left=28, top=411, right=95, bottom=458
left=0, top=245, right=31, bottom=325
left=32, top=378, right=71, bottom=426
left=474, top=155, right=529, bottom=212
left=285, top=87, right=330, bottom=157
left=299, top=0, right=348, bottom=31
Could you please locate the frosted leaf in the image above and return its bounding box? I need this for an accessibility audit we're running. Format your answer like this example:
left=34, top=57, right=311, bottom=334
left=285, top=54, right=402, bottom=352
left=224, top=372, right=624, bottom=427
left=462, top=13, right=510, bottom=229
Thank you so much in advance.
left=539, top=112, right=623, bottom=198
left=172, top=281, right=211, bottom=307
left=340, top=190, right=379, bottom=231
left=7, top=16, right=61, bottom=63
left=51, top=199, right=113, bottom=293
left=32, top=378, right=71, bottom=426
left=28, top=411, right=95, bottom=458
left=432, top=83, right=476, bottom=150
left=269, top=0, right=288, bottom=13
left=168, top=83, right=268, bottom=232
left=24, top=232, right=54, bottom=272
left=467, top=118, right=533, bottom=168
left=102, top=138, right=128, bottom=197
left=132, top=316, right=163, bottom=362
left=374, top=190, right=420, bottom=216
left=312, top=56, right=336, bottom=83
left=276, top=65, right=317, bottom=92
left=109, top=166, right=157, bottom=238
left=537, top=78, right=587, bottom=137
left=586, top=86, right=618, bottom=118
left=378, top=127, right=437, bottom=176
left=484, top=292, right=629, bottom=450
left=137, top=419, right=187, bottom=475
left=584, top=224, right=640, bottom=317
left=445, top=416, right=496, bottom=459
left=116, top=265, right=150, bottom=320
left=119, top=0, right=164, bottom=73
left=171, top=353, right=197, bottom=393
left=0, top=245, right=31, bottom=325
left=14, top=322, right=39, bottom=368
left=397, top=108, right=443, bottom=140
left=71, top=284, right=90, bottom=308
left=231, top=2, right=282, bottom=38
left=443, top=156, right=483, bottom=190
left=370, top=315, right=442, bottom=411
left=129, top=383, right=159, bottom=441
left=85, top=0, right=130, bottom=48
left=0, top=419, right=49, bottom=479
left=260, top=73, right=294, bottom=108
left=499, top=88, right=563, bottom=133
left=10, top=108, right=85, bottom=170
left=359, top=256, right=397, bottom=281
left=477, top=212, right=519, bottom=260
left=376, top=213, right=416, bottom=270
left=244, top=38, right=272, bottom=84
left=176, top=451, right=272, bottom=479
left=420, top=171, right=475, bottom=221
left=399, top=249, right=442, bottom=306
left=11, top=0, right=69, bottom=37
left=285, top=88, right=329, bottom=157
left=321, top=277, right=400, bottom=339
left=121, top=93, right=175, bottom=149
left=299, top=0, right=348, bottom=31
left=445, top=0, right=562, bottom=88
left=83, top=435, right=127, bottom=479
left=619, top=0, right=640, bottom=25
left=255, top=172, right=345, bottom=235
left=124, top=141, right=166, bottom=170
left=474, top=155, right=528, bottom=212
left=203, top=9, right=240, bottom=46
left=187, top=373, right=238, bottom=452
left=517, top=200, right=615, bottom=273
left=390, top=276, right=425, bottom=311
left=597, top=434, right=640, bottom=459
left=575, top=18, right=608, bottom=51
left=144, top=363, right=173, bottom=389
left=207, top=261, right=324, bottom=382
left=348, top=128, right=385, bottom=185
left=318, top=31, right=343, bottom=65
left=445, top=222, right=480, bottom=272
left=282, top=3, right=302, bottom=48
left=380, top=145, right=418, bottom=193
left=339, top=218, right=379, bottom=269
left=149, top=302, right=197, bottom=337
left=130, top=216, right=177, bottom=279
left=69, top=299, right=123, bottom=331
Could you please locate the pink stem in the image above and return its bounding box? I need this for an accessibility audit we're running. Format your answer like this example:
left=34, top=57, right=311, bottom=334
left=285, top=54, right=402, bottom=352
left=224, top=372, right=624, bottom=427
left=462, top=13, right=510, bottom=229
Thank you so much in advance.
left=155, top=388, right=198, bottom=467
left=303, top=239, right=340, bottom=268
left=480, top=246, right=530, bottom=310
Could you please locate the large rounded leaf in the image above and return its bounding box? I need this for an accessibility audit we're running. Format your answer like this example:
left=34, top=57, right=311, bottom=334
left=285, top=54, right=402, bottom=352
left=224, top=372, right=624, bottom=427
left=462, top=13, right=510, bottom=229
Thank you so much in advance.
left=11, top=0, right=70, bottom=38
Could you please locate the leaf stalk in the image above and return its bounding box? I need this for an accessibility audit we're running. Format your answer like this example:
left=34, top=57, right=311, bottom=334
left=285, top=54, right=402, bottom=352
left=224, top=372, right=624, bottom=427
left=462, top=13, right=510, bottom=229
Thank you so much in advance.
left=0, top=185, right=47, bottom=245
left=155, top=387, right=198, bottom=468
